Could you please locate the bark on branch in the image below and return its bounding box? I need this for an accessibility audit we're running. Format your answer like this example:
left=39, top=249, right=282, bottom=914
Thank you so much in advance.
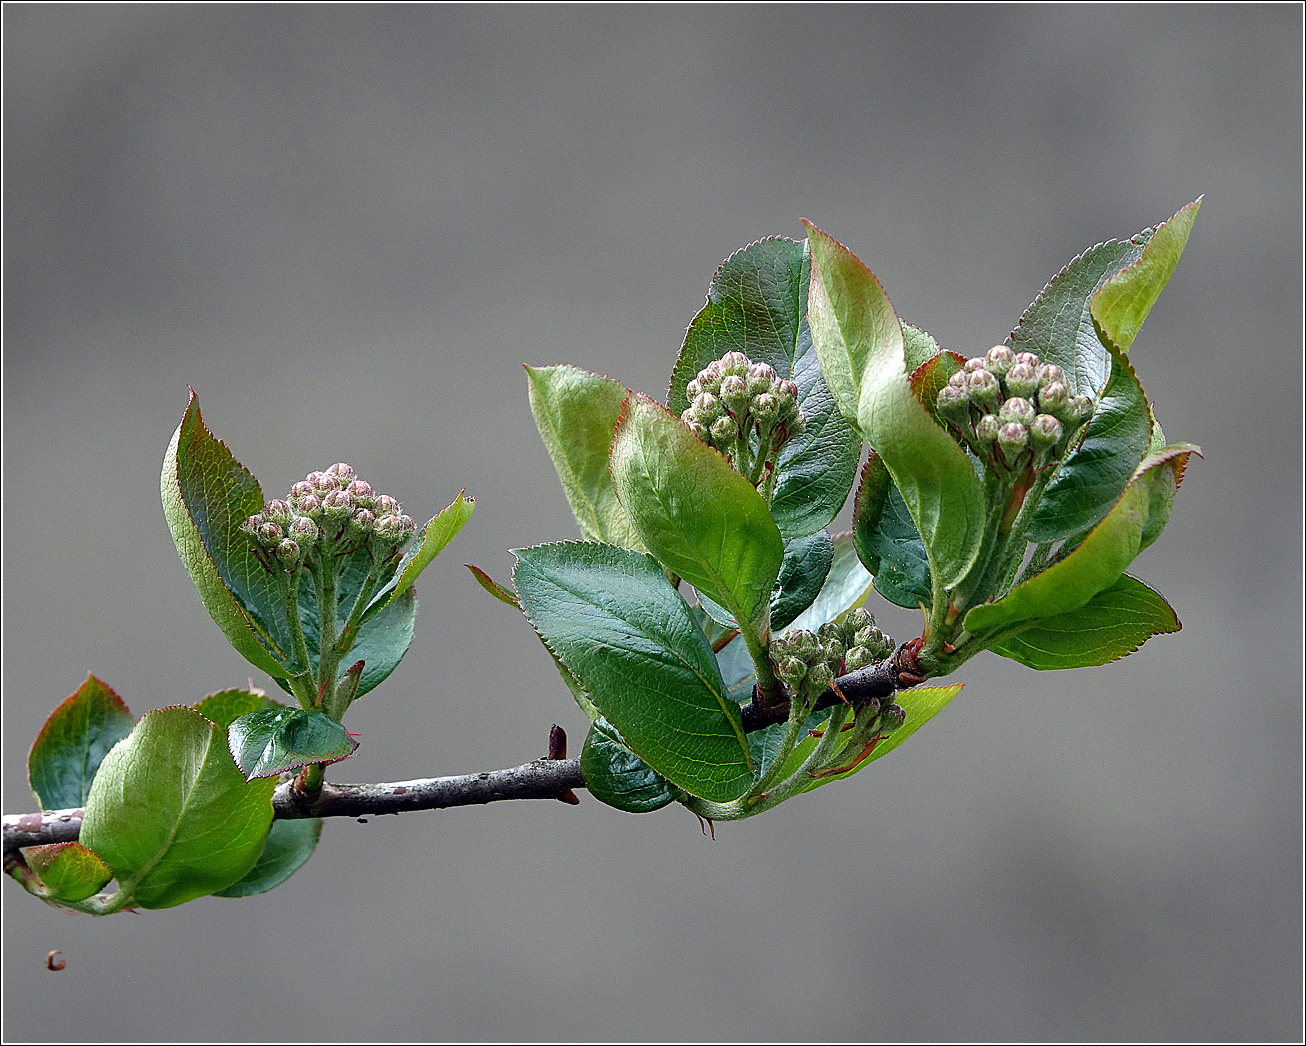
left=5, top=653, right=910, bottom=858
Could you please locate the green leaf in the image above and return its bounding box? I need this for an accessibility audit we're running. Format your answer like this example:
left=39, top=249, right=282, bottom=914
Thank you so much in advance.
left=669, top=237, right=861, bottom=539
left=81, top=706, right=276, bottom=909
left=772, top=684, right=964, bottom=793
left=21, top=843, right=114, bottom=903
left=526, top=364, right=646, bottom=549
left=1007, top=207, right=1197, bottom=398
left=786, top=530, right=873, bottom=633
left=610, top=394, right=784, bottom=629
left=901, top=323, right=947, bottom=375
left=1138, top=439, right=1198, bottom=553
left=852, top=453, right=932, bottom=609
left=770, top=531, right=835, bottom=631
left=1091, top=198, right=1201, bottom=352
left=805, top=222, right=985, bottom=589
left=215, top=818, right=323, bottom=897
left=1027, top=344, right=1153, bottom=542
left=383, top=492, right=476, bottom=605
left=194, top=687, right=282, bottom=729
left=990, top=574, right=1181, bottom=670
left=228, top=708, right=359, bottom=780
left=695, top=530, right=834, bottom=632
left=466, top=564, right=520, bottom=608
left=908, top=347, right=967, bottom=434
left=581, top=717, right=685, bottom=813
left=162, top=390, right=302, bottom=678
left=513, top=542, right=754, bottom=803
left=28, top=674, right=135, bottom=810
left=964, top=444, right=1200, bottom=635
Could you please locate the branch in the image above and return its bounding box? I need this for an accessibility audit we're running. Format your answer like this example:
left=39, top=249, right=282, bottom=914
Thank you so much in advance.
left=4, top=653, right=912, bottom=858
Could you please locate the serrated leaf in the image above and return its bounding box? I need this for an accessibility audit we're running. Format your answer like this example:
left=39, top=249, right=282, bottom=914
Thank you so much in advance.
left=1008, top=215, right=1180, bottom=397
left=215, top=817, right=323, bottom=897
left=669, top=237, right=861, bottom=539
left=695, top=530, right=834, bottom=632
left=28, top=674, right=135, bottom=811
left=228, top=708, right=358, bottom=780
left=581, top=717, right=685, bottom=813
left=805, top=222, right=985, bottom=590
left=526, top=364, right=645, bottom=549
left=610, top=394, right=784, bottom=630
left=383, top=492, right=475, bottom=605
left=901, top=323, right=946, bottom=375
left=194, top=687, right=282, bottom=729
left=21, top=843, right=114, bottom=903
left=909, top=347, right=967, bottom=434
left=513, top=542, right=754, bottom=803
left=852, top=453, right=932, bottom=609
left=990, top=574, right=1180, bottom=670
left=786, top=531, right=873, bottom=633
left=964, top=444, right=1199, bottom=635
left=772, top=684, right=964, bottom=793
left=81, top=706, right=276, bottom=909
left=1091, top=199, right=1201, bottom=352
left=1027, top=343, right=1153, bottom=542
left=162, top=390, right=302, bottom=678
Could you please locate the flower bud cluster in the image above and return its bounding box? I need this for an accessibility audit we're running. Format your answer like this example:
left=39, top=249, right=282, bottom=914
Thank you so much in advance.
left=240, top=462, right=415, bottom=570
left=681, top=351, right=805, bottom=482
left=936, top=346, right=1095, bottom=472
left=770, top=607, right=895, bottom=704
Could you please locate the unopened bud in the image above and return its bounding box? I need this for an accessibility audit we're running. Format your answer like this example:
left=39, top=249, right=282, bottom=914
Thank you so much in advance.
left=326, top=462, right=356, bottom=485
left=1038, top=381, right=1071, bottom=418
left=998, top=422, right=1030, bottom=460
left=298, top=494, right=323, bottom=519
left=372, top=495, right=400, bottom=518
left=289, top=516, right=320, bottom=544
left=777, top=657, right=808, bottom=687
left=844, top=606, right=874, bottom=634
left=879, top=704, right=907, bottom=732
left=350, top=507, right=376, bottom=534
left=985, top=345, right=1015, bottom=378
left=710, top=416, right=736, bottom=443
left=1067, top=394, right=1095, bottom=425
left=264, top=499, right=292, bottom=524
left=685, top=378, right=702, bottom=400
left=346, top=480, right=374, bottom=508
left=975, top=414, right=1000, bottom=444
left=322, top=489, right=355, bottom=521
left=719, top=351, right=750, bottom=376
left=999, top=397, right=1037, bottom=428
left=747, top=362, right=778, bottom=394
left=275, top=538, right=301, bottom=566
left=1030, top=413, right=1063, bottom=448
left=965, top=369, right=1001, bottom=413
left=937, top=384, right=971, bottom=425
left=241, top=514, right=264, bottom=538
left=844, top=646, right=874, bottom=673
left=1035, top=363, right=1065, bottom=389
left=1005, top=362, right=1039, bottom=400
left=719, top=374, right=749, bottom=411
left=805, top=663, right=834, bottom=695
left=290, top=481, right=315, bottom=502
left=1013, top=352, right=1041, bottom=370
left=256, top=521, right=284, bottom=547
left=752, top=392, right=779, bottom=421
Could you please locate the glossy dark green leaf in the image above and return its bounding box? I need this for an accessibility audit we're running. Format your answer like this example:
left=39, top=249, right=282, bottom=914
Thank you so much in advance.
left=228, top=708, right=359, bottom=781
left=669, top=237, right=862, bottom=539
left=1027, top=344, right=1153, bottom=542
left=1092, top=199, right=1201, bottom=352
left=852, top=453, right=931, bottom=609
left=28, top=674, right=135, bottom=811
left=1008, top=208, right=1196, bottom=398
left=215, top=818, right=323, bottom=897
left=162, top=390, right=302, bottom=677
left=806, top=222, right=985, bottom=589
left=990, top=574, right=1180, bottom=670
left=696, top=530, right=834, bottom=632
left=380, top=491, right=476, bottom=606
left=611, top=394, right=784, bottom=629
left=526, top=364, right=645, bottom=549
left=21, top=842, right=113, bottom=903
left=513, top=541, right=754, bottom=803
left=581, top=717, right=685, bottom=813
left=786, top=531, right=873, bottom=633
left=81, top=707, right=276, bottom=909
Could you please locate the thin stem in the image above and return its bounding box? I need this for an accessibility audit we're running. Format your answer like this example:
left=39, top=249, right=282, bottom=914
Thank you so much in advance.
left=314, top=552, right=340, bottom=711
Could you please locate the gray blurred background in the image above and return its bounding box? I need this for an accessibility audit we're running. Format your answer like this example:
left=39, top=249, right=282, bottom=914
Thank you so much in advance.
left=3, top=6, right=1301, bottom=1041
